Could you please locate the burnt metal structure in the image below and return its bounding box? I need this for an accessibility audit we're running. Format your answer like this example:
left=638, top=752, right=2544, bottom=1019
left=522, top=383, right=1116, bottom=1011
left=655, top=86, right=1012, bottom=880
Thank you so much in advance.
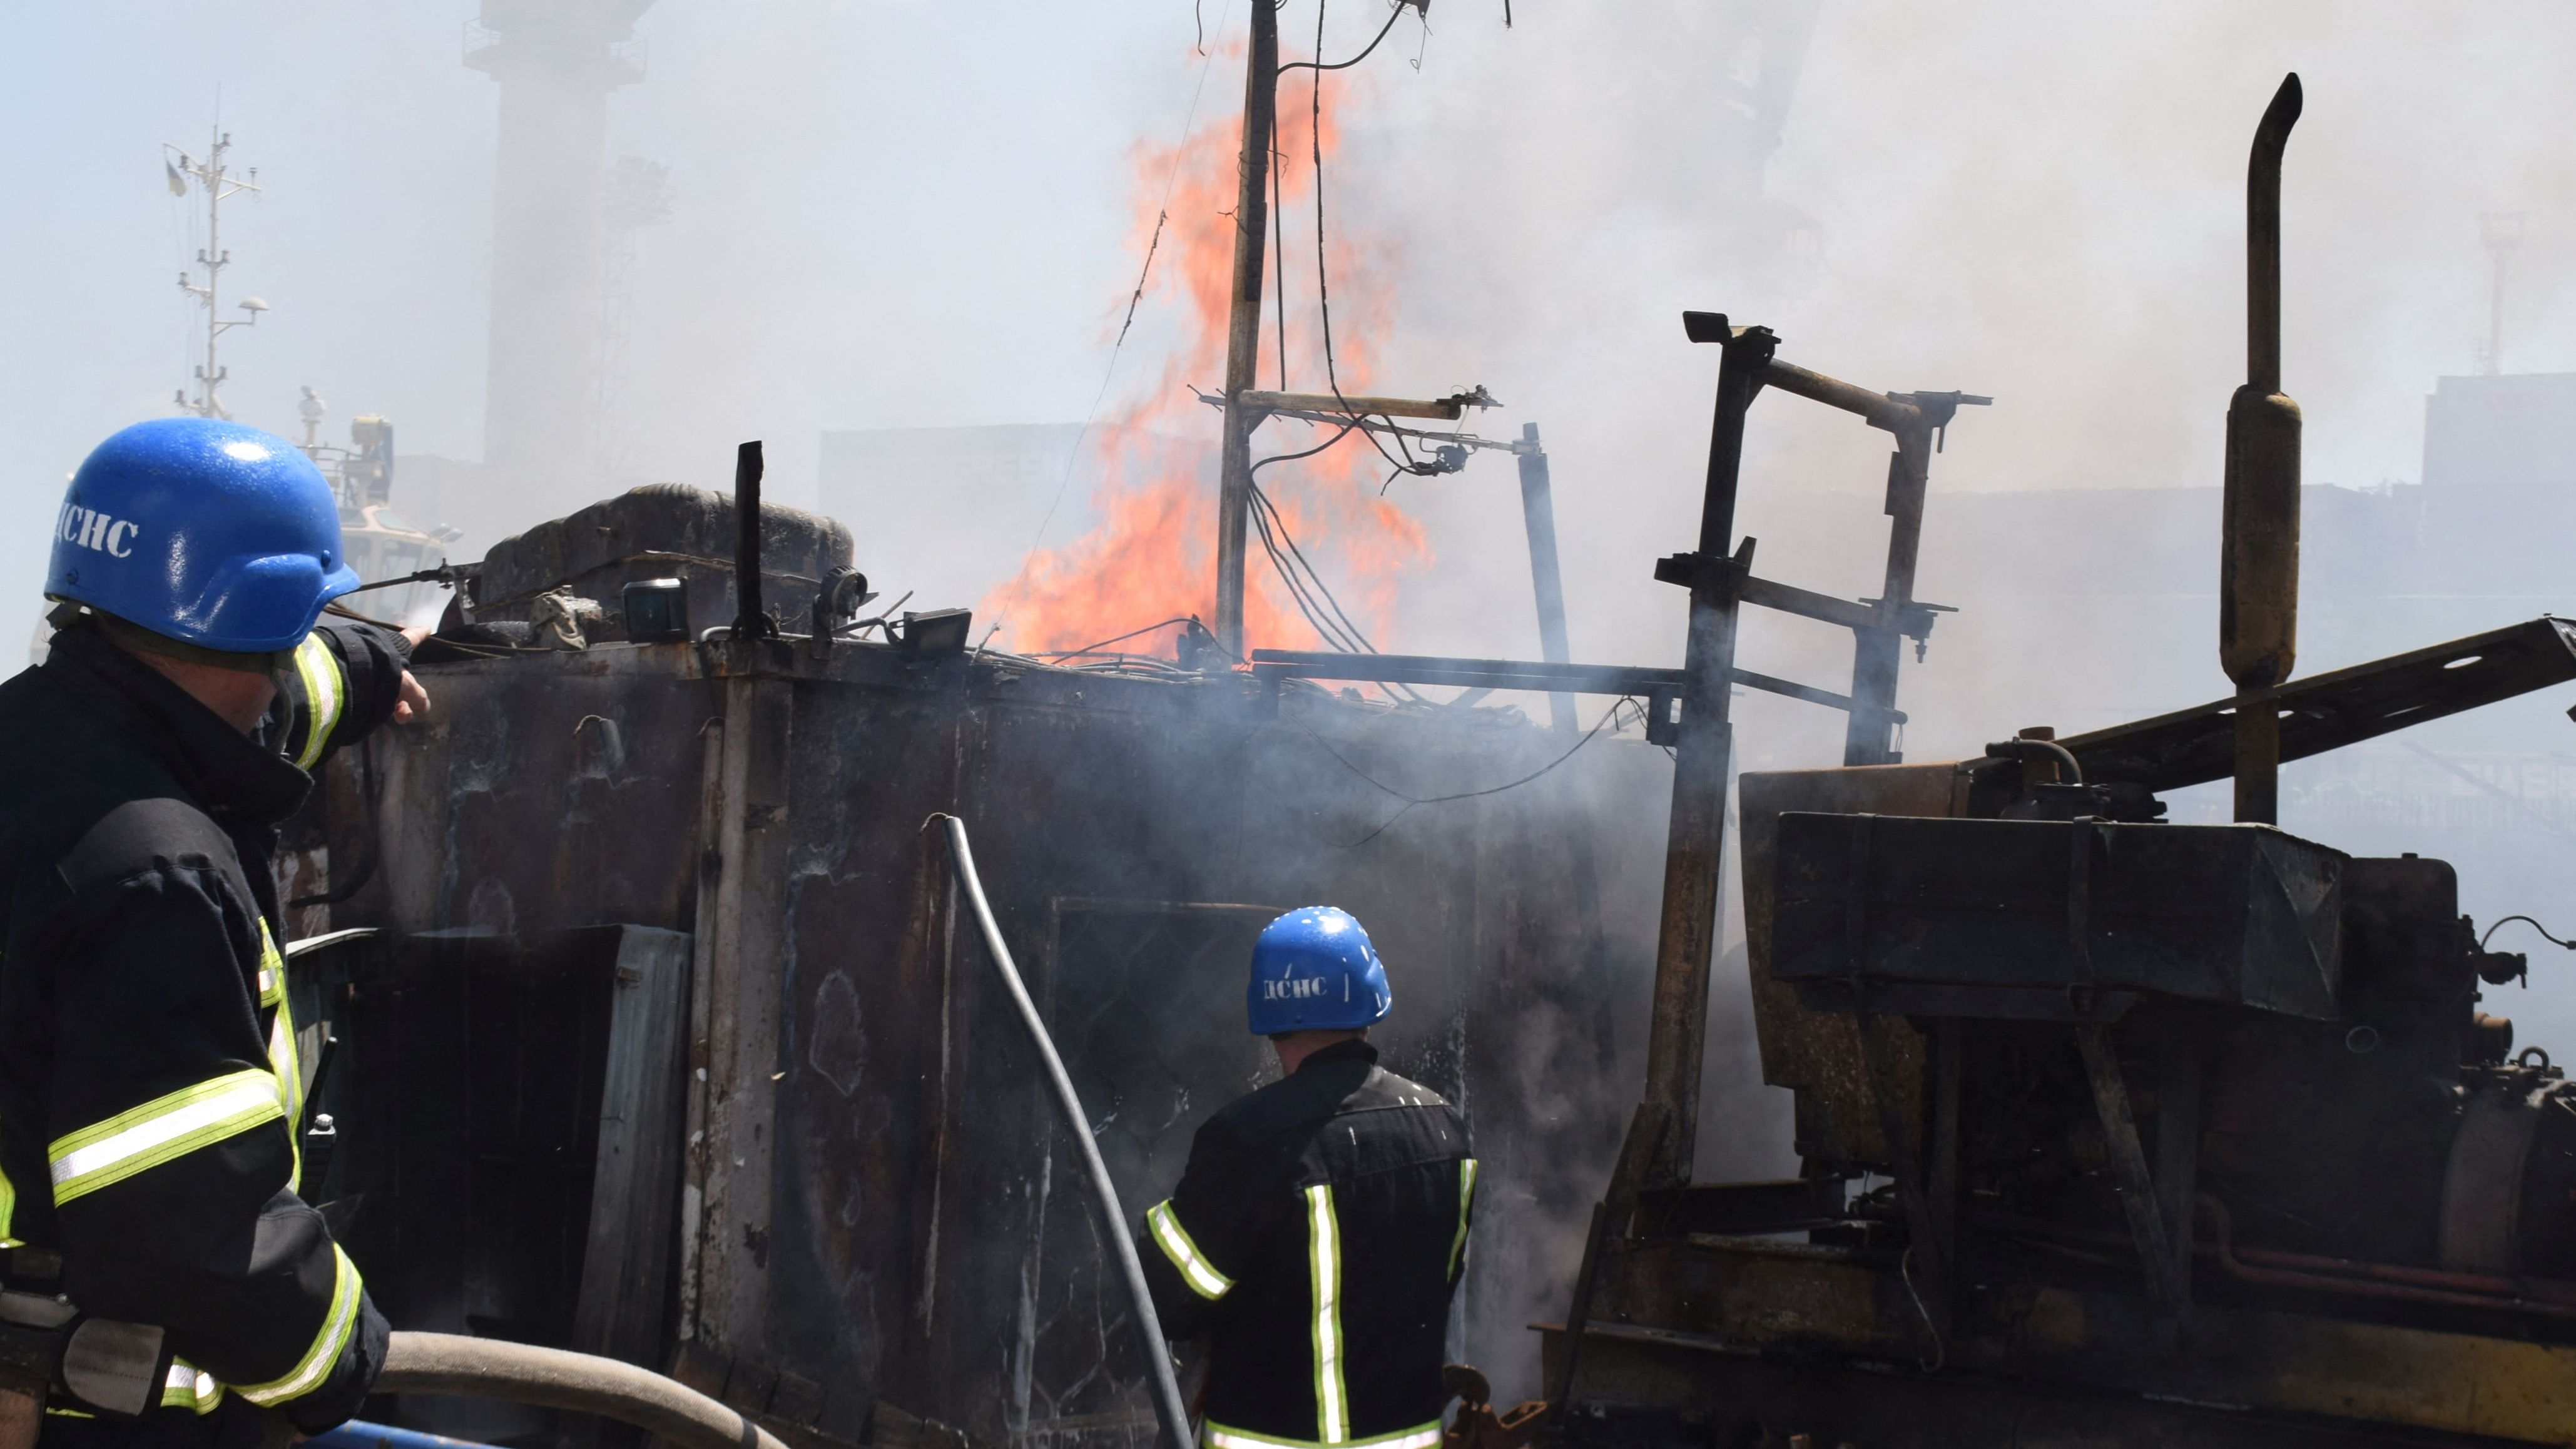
left=1248, top=328, right=1995, bottom=1423
left=289, top=469, right=1680, bottom=1448
left=1255, top=325, right=1989, bottom=1189
left=1546, top=74, right=2576, bottom=1448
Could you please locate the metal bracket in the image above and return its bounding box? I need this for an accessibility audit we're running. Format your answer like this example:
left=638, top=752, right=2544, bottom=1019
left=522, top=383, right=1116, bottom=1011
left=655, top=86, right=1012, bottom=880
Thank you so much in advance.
left=2075, top=1024, right=2192, bottom=1331
left=1643, top=688, right=1681, bottom=747
left=1652, top=538, right=1756, bottom=599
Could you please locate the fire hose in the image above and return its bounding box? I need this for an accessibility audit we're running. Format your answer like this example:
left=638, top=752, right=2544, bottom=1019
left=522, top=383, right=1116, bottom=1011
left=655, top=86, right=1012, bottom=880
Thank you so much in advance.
left=0, top=1325, right=783, bottom=1449
left=935, top=815, right=1195, bottom=1449
left=369, top=1333, right=788, bottom=1449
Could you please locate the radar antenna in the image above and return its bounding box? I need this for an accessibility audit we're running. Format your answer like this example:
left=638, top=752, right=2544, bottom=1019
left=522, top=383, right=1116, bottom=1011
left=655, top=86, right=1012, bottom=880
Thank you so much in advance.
left=165, top=129, right=265, bottom=419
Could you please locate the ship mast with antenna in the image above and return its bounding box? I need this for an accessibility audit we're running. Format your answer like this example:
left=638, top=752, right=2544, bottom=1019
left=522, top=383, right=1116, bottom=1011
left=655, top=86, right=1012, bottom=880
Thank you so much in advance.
left=166, top=129, right=267, bottom=419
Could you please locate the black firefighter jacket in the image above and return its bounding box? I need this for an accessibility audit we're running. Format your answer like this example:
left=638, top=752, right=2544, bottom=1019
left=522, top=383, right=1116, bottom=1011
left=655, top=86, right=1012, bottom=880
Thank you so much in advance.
left=1139, top=1040, right=1475, bottom=1449
left=0, top=618, right=410, bottom=1446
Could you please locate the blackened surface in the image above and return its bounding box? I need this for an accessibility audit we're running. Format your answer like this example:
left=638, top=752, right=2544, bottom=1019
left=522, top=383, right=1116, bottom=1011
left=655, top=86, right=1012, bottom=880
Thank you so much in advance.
left=1019, top=905, right=1273, bottom=1449
left=1773, top=813, right=2346, bottom=1020
left=2201, top=858, right=2474, bottom=1263
left=338, top=644, right=1671, bottom=1439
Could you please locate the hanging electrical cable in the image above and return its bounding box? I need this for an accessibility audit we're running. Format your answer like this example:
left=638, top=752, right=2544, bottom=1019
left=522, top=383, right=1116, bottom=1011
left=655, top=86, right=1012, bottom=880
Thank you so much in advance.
left=1278, top=0, right=1415, bottom=76
left=1250, top=482, right=1368, bottom=654
left=1299, top=0, right=1446, bottom=488
left=1305, top=693, right=1636, bottom=847
left=1251, top=482, right=1377, bottom=654
left=1273, top=133, right=1291, bottom=391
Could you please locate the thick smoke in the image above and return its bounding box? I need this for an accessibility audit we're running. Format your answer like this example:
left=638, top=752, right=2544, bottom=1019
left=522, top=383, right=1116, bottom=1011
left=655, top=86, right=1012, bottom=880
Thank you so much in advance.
left=13, top=0, right=2576, bottom=1411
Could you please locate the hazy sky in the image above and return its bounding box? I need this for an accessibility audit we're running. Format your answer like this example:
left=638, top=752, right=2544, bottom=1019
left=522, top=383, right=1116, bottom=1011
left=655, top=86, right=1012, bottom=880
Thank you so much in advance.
left=9, top=6, right=2569, bottom=534
left=8, top=1, right=2575, bottom=807
left=9, top=1, right=2569, bottom=609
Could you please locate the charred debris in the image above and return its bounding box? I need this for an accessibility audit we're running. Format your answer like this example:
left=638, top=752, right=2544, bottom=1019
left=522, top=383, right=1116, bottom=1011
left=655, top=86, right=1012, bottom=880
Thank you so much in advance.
left=284, top=438, right=1692, bottom=1449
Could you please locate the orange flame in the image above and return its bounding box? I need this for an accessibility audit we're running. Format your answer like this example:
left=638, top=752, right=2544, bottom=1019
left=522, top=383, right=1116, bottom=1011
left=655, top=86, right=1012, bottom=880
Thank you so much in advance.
left=986, top=47, right=1431, bottom=659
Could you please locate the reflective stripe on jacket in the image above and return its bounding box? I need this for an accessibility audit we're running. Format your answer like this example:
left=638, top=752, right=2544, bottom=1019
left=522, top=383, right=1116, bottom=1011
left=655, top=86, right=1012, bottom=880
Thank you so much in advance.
left=1139, top=1040, right=1474, bottom=1448
left=0, top=619, right=404, bottom=1444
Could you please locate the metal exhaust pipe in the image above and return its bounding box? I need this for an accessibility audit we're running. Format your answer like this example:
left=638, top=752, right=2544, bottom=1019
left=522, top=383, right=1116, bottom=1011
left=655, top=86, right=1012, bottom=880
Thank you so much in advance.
left=2221, top=73, right=2303, bottom=824
left=732, top=439, right=773, bottom=639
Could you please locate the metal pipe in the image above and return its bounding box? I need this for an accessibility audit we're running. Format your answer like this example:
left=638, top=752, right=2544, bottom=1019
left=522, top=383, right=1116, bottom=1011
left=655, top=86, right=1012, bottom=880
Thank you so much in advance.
left=2220, top=73, right=2303, bottom=823
left=2196, top=1196, right=2576, bottom=1320
left=1982, top=1202, right=2576, bottom=1319
left=1758, top=358, right=1922, bottom=434
left=1983, top=736, right=2083, bottom=785
left=1211, top=0, right=1280, bottom=659
left=2243, top=76, right=2301, bottom=398
left=731, top=440, right=771, bottom=638
left=939, top=816, right=1194, bottom=1449
left=1514, top=424, right=1577, bottom=736
left=374, top=1331, right=790, bottom=1449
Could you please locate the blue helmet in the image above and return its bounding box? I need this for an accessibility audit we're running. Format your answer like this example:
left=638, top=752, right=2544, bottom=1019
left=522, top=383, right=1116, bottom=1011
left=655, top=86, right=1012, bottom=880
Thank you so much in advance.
left=49, top=418, right=358, bottom=654
left=1248, top=907, right=1392, bottom=1035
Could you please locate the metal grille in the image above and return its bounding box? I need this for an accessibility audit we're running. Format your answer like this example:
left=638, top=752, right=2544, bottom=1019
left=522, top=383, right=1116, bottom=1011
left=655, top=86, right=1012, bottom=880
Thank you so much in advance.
left=1013, top=901, right=1279, bottom=1449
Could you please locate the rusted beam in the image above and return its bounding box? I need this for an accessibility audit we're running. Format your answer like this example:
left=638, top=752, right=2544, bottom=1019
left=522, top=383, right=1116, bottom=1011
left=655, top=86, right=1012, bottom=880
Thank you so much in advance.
left=2055, top=616, right=2576, bottom=792
left=1236, top=389, right=1466, bottom=420
left=1738, top=574, right=1878, bottom=634
left=1758, top=359, right=1923, bottom=434
left=1248, top=650, right=1885, bottom=719
left=1550, top=1102, right=1668, bottom=1415
left=1635, top=317, right=1775, bottom=1186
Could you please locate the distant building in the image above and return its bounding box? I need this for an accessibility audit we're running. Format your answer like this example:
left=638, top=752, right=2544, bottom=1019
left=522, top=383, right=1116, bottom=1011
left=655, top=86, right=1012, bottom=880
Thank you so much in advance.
left=820, top=424, right=1087, bottom=517
left=2423, top=372, right=2576, bottom=490
left=1878, top=374, right=2576, bottom=980
left=816, top=423, right=1095, bottom=616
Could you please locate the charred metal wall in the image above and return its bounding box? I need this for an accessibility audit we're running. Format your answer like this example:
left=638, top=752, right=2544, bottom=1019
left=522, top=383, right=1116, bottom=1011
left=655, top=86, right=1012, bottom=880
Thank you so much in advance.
left=329, top=636, right=1672, bottom=1445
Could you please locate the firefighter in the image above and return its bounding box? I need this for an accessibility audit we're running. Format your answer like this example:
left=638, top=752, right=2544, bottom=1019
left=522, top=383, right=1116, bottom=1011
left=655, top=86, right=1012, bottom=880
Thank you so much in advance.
left=0, top=418, right=429, bottom=1445
left=1139, top=907, right=1475, bottom=1449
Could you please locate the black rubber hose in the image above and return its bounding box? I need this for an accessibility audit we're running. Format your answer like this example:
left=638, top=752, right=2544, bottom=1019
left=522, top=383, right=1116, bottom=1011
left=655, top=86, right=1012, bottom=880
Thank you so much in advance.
left=377, top=1332, right=786, bottom=1449
left=939, top=816, right=1194, bottom=1449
